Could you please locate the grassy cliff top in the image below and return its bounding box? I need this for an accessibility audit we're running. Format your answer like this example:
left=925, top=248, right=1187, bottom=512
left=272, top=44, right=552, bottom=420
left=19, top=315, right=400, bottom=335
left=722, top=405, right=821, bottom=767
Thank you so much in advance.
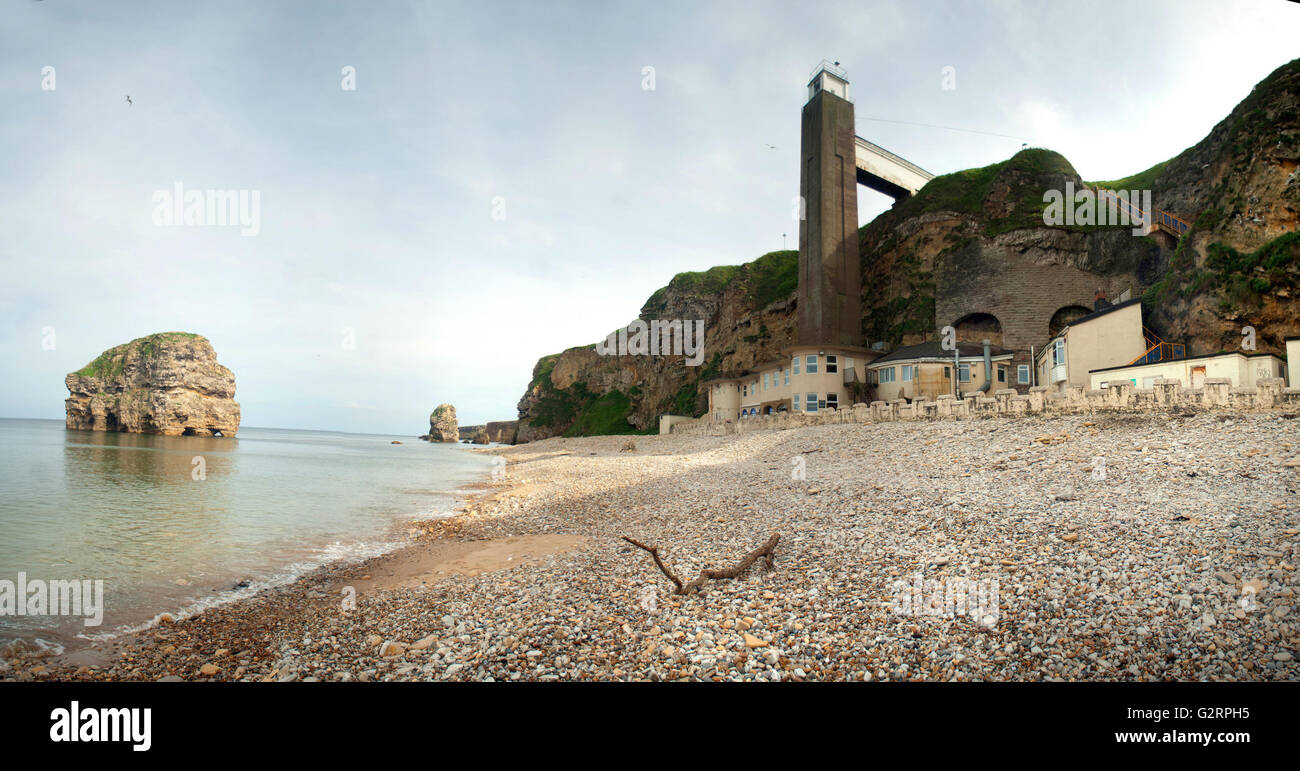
left=887, top=148, right=1080, bottom=237
left=639, top=249, right=797, bottom=318
left=73, top=332, right=206, bottom=378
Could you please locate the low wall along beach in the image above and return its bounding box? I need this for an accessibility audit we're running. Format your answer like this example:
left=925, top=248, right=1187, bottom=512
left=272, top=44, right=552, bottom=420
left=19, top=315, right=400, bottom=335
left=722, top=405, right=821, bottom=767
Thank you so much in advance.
left=671, top=377, right=1300, bottom=436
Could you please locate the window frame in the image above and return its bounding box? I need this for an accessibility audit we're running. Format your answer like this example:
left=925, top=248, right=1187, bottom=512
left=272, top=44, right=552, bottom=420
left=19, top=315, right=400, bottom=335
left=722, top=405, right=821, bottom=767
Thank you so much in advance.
left=805, top=354, right=819, bottom=374
left=804, top=393, right=819, bottom=413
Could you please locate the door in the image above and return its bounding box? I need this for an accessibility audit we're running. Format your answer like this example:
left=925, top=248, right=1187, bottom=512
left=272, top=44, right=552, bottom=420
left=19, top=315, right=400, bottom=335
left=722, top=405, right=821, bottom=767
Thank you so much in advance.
left=1191, top=366, right=1206, bottom=389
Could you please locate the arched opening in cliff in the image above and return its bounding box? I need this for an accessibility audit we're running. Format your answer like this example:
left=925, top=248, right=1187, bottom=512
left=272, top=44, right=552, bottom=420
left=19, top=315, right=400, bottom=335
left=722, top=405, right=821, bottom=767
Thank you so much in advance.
left=182, top=427, right=197, bottom=436
left=1049, top=305, right=1092, bottom=338
left=953, top=313, right=1003, bottom=347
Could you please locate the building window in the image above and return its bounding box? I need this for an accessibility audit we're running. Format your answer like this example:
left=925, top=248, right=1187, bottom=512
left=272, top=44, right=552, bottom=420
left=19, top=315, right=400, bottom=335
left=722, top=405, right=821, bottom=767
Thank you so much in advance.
left=997, top=366, right=1006, bottom=383
left=826, top=355, right=838, bottom=374
left=783, top=368, right=789, bottom=386
left=792, top=393, right=801, bottom=409
left=1018, top=364, right=1030, bottom=384
left=902, top=365, right=914, bottom=382
left=805, top=355, right=818, bottom=374
left=1053, top=339, right=1065, bottom=366
left=826, top=393, right=838, bottom=410
left=959, top=364, right=971, bottom=383
left=764, top=373, right=770, bottom=390
left=742, top=384, right=747, bottom=397
left=844, top=356, right=853, bottom=372
left=792, top=356, right=800, bottom=376
left=805, top=393, right=819, bottom=412
left=879, top=367, right=896, bottom=383
left=944, top=366, right=950, bottom=378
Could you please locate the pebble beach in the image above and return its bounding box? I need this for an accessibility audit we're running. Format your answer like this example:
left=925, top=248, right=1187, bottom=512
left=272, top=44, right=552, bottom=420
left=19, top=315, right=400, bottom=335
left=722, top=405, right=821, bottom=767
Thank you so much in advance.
left=10, top=411, right=1300, bottom=682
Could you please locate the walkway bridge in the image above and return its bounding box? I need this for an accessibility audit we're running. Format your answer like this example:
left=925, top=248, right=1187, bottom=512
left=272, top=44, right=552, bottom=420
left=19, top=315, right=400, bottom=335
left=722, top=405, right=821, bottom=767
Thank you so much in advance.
left=855, top=136, right=934, bottom=200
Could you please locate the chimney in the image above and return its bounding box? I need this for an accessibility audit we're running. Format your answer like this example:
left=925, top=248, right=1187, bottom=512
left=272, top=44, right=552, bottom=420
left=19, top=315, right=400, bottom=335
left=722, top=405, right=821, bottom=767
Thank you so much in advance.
left=1094, top=289, right=1110, bottom=311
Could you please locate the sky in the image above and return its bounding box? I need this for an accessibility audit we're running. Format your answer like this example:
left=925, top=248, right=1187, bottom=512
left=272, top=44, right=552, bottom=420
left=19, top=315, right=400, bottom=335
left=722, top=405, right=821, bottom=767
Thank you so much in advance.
left=2, top=0, right=1298, bottom=434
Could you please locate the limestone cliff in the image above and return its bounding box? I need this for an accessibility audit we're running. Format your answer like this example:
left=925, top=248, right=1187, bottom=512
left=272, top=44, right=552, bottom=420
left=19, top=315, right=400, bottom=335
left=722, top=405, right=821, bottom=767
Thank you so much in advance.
left=484, top=420, right=519, bottom=444
left=427, top=404, right=457, bottom=442
left=64, top=332, right=240, bottom=436
left=1132, top=57, right=1300, bottom=354
left=515, top=58, right=1300, bottom=438
left=515, top=251, right=798, bottom=442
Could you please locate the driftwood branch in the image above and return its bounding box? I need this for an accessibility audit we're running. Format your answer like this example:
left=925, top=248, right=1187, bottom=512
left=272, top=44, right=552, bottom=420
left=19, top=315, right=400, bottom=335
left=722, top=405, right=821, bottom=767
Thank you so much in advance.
left=622, top=533, right=780, bottom=595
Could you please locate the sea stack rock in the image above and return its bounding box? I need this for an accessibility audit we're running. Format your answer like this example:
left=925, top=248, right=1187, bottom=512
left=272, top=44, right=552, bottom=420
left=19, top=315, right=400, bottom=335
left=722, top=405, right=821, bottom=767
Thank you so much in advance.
left=427, top=403, right=458, bottom=442
left=64, top=332, right=240, bottom=436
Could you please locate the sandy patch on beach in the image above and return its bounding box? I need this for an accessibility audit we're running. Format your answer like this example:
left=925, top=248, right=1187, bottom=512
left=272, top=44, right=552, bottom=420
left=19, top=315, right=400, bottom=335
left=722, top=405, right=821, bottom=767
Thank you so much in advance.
left=333, top=534, right=589, bottom=593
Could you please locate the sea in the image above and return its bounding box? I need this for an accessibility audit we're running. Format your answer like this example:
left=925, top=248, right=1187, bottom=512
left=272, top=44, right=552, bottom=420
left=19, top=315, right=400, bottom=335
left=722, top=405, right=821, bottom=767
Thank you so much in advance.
left=0, top=418, right=494, bottom=657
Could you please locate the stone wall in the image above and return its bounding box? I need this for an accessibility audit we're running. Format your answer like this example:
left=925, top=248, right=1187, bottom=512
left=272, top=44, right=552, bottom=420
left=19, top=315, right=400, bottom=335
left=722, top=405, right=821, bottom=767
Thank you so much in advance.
left=668, top=377, right=1300, bottom=436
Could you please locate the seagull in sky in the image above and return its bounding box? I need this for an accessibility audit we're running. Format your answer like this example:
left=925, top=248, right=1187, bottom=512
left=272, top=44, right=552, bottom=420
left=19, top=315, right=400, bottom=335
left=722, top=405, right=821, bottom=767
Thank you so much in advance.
left=125, top=95, right=132, bottom=107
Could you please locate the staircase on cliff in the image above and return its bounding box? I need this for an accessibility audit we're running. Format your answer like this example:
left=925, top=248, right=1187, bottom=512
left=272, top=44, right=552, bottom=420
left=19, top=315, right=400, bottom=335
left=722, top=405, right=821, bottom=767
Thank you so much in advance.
left=1089, top=184, right=1194, bottom=241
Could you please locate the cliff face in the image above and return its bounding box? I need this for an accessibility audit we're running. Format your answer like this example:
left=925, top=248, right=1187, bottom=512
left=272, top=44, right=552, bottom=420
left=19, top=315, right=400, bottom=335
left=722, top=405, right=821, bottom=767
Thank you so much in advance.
left=484, top=420, right=519, bottom=444
left=515, top=58, right=1300, bottom=437
left=64, top=332, right=240, bottom=436
left=1134, top=58, right=1300, bottom=354
left=515, top=251, right=799, bottom=443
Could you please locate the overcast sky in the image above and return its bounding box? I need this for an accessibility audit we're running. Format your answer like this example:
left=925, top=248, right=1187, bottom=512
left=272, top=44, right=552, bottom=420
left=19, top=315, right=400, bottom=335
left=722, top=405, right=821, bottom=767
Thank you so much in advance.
left=2, top=0, right=1297, bottom=433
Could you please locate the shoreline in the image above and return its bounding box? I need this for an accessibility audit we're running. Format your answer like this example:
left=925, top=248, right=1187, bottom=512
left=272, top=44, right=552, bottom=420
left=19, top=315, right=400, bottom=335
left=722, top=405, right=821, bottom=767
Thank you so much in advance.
left=8, top=415, right=1299, bottom=682
left=14, top=451, right=505, bottom=674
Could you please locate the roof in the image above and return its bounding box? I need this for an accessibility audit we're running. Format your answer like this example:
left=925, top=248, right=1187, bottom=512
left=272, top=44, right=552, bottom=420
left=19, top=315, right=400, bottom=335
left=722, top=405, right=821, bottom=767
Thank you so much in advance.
left=1051, top=297, right=1142, bottom=339
left=869, top=340, right=1014, bottom=365
left=1089, top=349, right=1286, bottom=374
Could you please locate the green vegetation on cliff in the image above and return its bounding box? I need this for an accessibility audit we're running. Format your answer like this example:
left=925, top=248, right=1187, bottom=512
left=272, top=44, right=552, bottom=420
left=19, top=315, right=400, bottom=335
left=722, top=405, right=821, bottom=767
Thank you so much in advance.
left=562, top=389, right=638, bottom=437
left=1090, top=159, right=1172, bottom=193
left=74, top=332, right=203, bottom=378
left=1143, top=230, right=1300, bottom=314
left=641, top=250, right=798, bottom=318
left=745, top=250, right=799, bottom=309
left=891, top=148, right=1080, bottom=237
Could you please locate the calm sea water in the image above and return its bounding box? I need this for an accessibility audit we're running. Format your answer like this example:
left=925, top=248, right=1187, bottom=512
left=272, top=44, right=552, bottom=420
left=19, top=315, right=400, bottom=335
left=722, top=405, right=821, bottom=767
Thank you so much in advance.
left=0, top=419, right=493, bottom=656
